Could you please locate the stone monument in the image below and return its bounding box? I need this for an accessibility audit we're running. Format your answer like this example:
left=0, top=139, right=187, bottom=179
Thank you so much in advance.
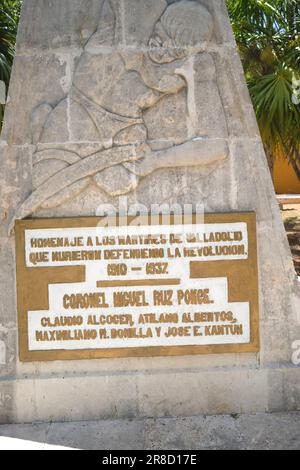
left=0, top=0, right=299, bottom=423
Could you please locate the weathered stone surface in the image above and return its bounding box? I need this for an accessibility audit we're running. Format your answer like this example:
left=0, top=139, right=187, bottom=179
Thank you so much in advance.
left=0, top=144, right=32, bottom=237
left=0, top=368, right=268, bottom=423
left=1, top=412, right=300, bottom=450
left=201, top=0, right=236, bottom=45
left=0, top=0, right=299, bottom=424
left=120, top=0, right=168, bottom=47
left=0, top=381, right=14, bottom=424
left=16, top=0, right=104, bottom=51
left=144, top=91, right=189, bottom=146
left=94, top=165, right=138, bottom=196
left=2, top=54, right=69, bottom=145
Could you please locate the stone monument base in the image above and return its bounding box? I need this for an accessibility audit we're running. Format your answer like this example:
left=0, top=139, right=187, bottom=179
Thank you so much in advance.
left=1, top=359, right=300, bottom=423
left=1, top=0, right=300, bottom=424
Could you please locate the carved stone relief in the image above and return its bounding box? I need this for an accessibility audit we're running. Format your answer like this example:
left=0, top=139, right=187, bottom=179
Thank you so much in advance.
left=12, top=0, right=229, bottom=226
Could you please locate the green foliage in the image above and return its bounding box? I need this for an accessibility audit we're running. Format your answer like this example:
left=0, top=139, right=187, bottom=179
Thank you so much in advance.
left=0, top=0, right=21, bottom=127
left=227, top=0, right=300, bottom=179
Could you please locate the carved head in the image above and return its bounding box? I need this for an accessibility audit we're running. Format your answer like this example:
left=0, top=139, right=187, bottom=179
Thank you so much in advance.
left=149, top=0, right=214, bottom=63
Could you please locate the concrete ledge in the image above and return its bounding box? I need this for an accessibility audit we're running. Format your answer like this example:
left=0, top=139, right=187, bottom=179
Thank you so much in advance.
left=0, top=412, right=299, bottom=450
left=277, top=194, right=300, bottom=205
left=1, top=365, right=300, bottom=424
left=0, top=367, right=266, bottom=424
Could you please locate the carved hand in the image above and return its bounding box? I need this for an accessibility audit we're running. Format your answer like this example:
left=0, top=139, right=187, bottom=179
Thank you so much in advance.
left=123, top=139, right=229, bottom=177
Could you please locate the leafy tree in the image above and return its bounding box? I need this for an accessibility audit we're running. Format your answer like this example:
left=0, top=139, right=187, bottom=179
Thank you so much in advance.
left=227, top=0, right=300, bottom=180
left=0, top=0, right=21, bottom=128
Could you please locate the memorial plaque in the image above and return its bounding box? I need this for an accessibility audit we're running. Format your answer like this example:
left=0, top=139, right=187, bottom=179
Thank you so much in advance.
left=15, top=212, right=259, bottom=362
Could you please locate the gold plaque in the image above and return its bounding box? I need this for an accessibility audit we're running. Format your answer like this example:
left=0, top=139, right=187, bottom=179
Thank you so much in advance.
left=15, top=213, right=259, bottom=362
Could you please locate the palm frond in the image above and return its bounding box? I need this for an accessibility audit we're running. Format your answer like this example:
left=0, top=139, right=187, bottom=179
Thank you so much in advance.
left=227, top=0, right=300, bottom=181
left=0, top=0, right=22, bottom=131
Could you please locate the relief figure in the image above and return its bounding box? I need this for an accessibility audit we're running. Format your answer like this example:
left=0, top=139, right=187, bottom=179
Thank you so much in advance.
left=11, top=0, right=229, bottom=227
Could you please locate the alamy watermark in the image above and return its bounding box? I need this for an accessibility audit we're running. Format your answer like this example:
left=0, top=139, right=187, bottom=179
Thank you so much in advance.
left=95, top=196, right=205, bottom=237
left=292, top=340, right=300, bottom=366
left=292, top=78, right=300, bottom=105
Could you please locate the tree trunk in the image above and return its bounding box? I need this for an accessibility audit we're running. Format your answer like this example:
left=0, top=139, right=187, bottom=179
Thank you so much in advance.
left=288, top=155, right=300, bottom=182
left=284, top=143, right=300, bottom=183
